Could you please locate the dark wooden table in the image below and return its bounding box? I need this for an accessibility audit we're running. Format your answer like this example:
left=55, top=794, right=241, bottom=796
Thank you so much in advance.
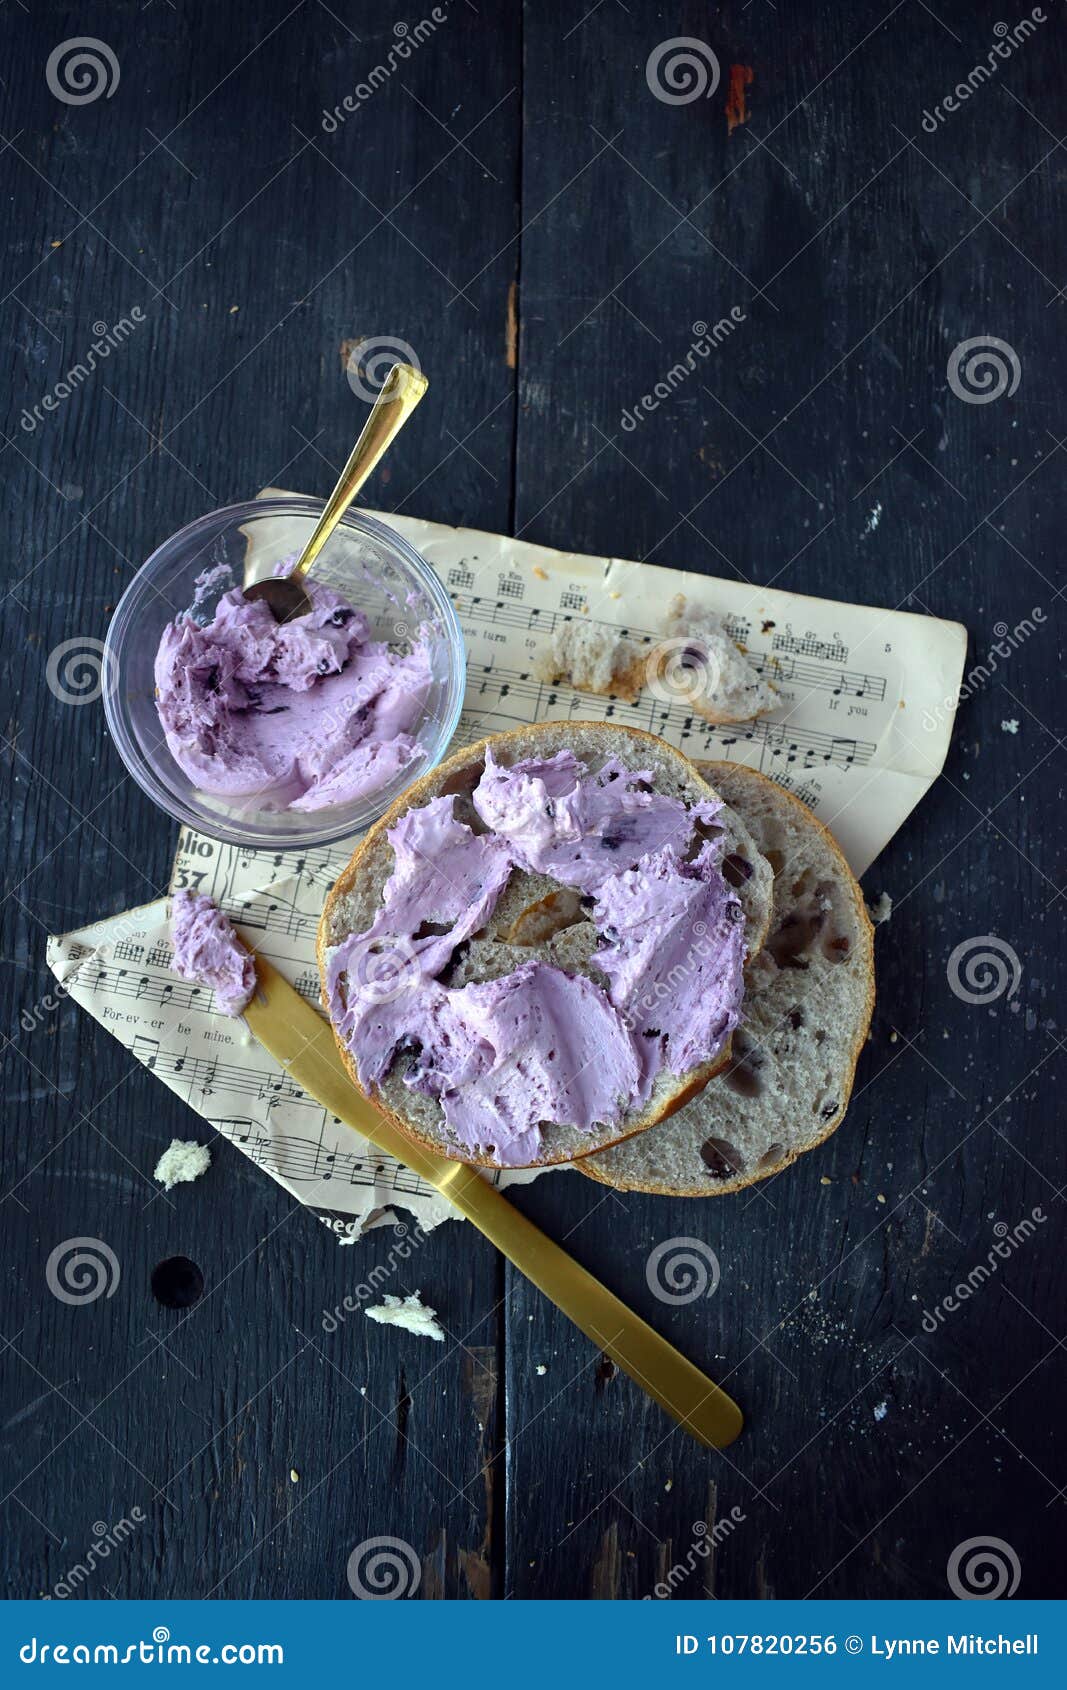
left=2, top=1, right=1064, bottom=1602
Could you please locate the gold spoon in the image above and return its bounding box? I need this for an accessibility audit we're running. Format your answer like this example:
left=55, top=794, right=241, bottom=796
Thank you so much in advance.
left=244, top=361, right=428, bottom=622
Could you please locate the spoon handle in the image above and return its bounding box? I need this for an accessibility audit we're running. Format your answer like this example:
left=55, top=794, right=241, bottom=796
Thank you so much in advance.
left=292, top=361, right=428, bottom=581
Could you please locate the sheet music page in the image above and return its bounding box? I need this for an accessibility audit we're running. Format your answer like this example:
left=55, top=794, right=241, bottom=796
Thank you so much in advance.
left=47, top=505, right=965, bottom=1236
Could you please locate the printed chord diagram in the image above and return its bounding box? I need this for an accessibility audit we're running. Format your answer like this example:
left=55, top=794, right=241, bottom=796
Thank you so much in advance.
left=294, top=969, right=321, bottom=1002
left=721, top=615, right=750, bottom=646
left=497, top=572, right=525, bottom=600
left=146, top=941, right=172, bottom=969
left=447, top=564, right=475, bottom=589
left=113, top=939, right=146, bottom=963
left=559, top=585, right=588, bottom=612
left=772, top=771, right=821, bottom=808
left=772, top=630, right=849, bottom=665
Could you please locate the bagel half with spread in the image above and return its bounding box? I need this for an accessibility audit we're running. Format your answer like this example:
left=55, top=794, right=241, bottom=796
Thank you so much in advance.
left=317, top=723, right=773, bottom=1168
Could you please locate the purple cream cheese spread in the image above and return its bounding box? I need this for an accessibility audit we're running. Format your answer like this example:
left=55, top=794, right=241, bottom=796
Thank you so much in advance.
left=154, top=574, right=433, bottom=811
left=170, top=889, right=256, bottom=1017
left=325, top=748, right=746, bottom=1165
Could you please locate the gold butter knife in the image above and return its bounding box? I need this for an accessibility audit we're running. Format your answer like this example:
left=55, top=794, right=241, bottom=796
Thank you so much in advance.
left=242, top=954, right=743, bottom=1451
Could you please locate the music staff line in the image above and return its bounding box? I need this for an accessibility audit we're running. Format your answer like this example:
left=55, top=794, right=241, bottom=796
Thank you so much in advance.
left=132, top=1035, right=318, bottom=1106
left=462, top=662, right=876, bottom=769
left=214, top=1118, right=434, bottom=1196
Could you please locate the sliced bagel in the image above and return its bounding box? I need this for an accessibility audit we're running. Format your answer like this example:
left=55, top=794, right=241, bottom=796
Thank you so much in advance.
left=317, top=723, right=773, bottom=1169
left=582, top=763, right=875, bottom=1195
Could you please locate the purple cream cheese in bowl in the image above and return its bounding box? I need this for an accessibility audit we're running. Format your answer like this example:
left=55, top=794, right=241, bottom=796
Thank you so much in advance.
left=103, top=499, right=464, bottom=849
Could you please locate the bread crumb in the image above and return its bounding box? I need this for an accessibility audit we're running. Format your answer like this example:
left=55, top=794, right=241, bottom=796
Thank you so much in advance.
left=365, top=1292, right=445, bottom=1340
left=873, top=1400, right=888, bottom=1422
left=876, top=1193, right=887, bottom=1204
left=1001, top=718, right=1019, bottom=734
left=664, top=1477, right=673, bottom=1491
left=535, top=1363, right=547, bottom=1376
left=868, top=892, right=893, bottom=924
left=290, top=1468, right=299, bottom=1483
left=660, top=594, right=778, bottom=724
left=532, top=565, right=548, bottom=581
left=153, top=1139, right=211, bottom=1191
left=820, top=1175, right=832, bottom=1185
left=535, top=621, right=644, bottom=702
left=889, top=1030, right=898, bottom=1043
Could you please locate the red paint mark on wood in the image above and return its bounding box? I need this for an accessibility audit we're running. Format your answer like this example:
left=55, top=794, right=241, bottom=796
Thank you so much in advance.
left=505, top=280, right=518, bottom=368
left=726, top=65, right=754, bottom=134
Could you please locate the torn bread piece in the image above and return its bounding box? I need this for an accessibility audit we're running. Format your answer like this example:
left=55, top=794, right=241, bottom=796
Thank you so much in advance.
left=318, top=722, right=773, bottom=1170
left=659, top=594, right=778, bottom=725
left=534, top=620, right=646, bottom=703
left=582, top=762, right=874, bottom=1196
left=364, top=1292, right=445, bottom=1340
left=154, top=1138, right=212, bottom=1191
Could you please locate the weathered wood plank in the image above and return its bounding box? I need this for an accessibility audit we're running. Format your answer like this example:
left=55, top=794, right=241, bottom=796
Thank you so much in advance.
left=504, top=0, right=1066, bottom=1599
left=0, top=0, right=520, bottom=1600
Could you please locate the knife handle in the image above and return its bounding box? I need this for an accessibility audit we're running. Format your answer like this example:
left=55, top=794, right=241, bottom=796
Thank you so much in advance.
left=242, top=956, right=743, bottom=1450
left=436, top=1163, right=742, bottom=1450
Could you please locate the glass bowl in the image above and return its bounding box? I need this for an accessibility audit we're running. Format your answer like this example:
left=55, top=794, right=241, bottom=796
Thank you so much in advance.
left=103, top=498, right=465, bottom=849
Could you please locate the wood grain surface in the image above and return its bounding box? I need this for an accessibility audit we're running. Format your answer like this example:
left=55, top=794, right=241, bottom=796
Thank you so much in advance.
left=1, top=0, right=1064, bottom=1601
